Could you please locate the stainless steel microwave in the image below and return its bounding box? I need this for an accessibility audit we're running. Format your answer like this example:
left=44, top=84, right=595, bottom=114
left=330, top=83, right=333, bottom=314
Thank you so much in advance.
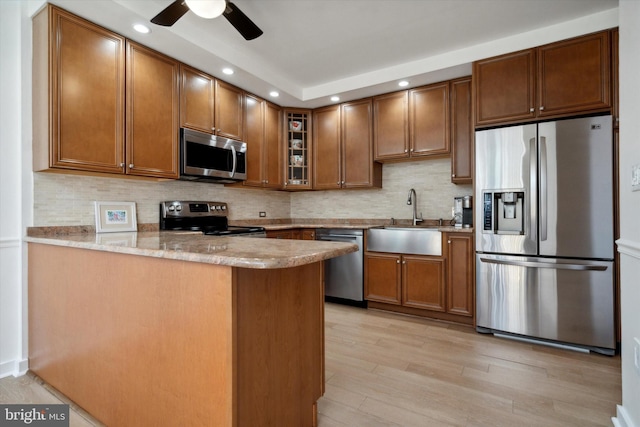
left=180, top=128, right=247, bottom=183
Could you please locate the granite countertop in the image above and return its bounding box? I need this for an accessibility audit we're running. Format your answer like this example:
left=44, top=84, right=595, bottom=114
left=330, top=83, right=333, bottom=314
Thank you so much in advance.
left=24, top=231, right=358, bottom=269
left=251, top=222, right=474, bottom=233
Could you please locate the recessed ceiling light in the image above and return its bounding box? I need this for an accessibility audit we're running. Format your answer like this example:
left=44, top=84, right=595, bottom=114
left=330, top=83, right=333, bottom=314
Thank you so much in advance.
left=222, top=68, right=234, bottom=75
left=133, top=24, right=150, bottom=34
left=398, top=80, right=409, bottom=87
left=269, top=91, right=279, bottom=98
left=330, top=96, right=340, bottom=102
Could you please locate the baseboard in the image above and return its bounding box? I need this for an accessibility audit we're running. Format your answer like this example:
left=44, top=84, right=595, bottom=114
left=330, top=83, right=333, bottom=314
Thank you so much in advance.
left=612, top=405, right=638, bottom=427
left=0, top=358, right=29, bottom=379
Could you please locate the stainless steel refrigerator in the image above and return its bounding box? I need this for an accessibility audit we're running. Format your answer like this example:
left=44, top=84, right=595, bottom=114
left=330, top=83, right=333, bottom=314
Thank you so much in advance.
left=475, top=115, right=615, bottom=355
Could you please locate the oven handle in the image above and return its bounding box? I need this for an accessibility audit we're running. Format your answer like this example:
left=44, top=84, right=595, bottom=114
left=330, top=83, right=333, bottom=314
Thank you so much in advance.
left=479, top=257, right=607, bottom=271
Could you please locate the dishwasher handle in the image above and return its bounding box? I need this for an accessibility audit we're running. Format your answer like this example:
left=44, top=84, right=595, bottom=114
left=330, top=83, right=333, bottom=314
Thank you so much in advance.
left=480, top=257, right=608, bottom=271
left=318, top=234, right=360, bottom=240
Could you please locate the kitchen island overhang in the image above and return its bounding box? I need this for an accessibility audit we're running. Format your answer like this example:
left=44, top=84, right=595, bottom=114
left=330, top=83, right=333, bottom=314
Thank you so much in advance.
left=25, top=231, right=357, bottom=427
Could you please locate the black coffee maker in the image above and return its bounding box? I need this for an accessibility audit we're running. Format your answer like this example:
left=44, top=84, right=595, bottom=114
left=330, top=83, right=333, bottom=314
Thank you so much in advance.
left=462, top=195, right=473, bottom=228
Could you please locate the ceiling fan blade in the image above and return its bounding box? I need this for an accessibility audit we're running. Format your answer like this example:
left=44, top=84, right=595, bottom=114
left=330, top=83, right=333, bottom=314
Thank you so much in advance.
left=151, top=0, right=189, bottom=26
left=223, top=2, right=263, bottom=40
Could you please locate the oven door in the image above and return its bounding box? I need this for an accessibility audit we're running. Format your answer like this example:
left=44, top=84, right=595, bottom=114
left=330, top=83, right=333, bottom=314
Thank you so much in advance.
left=180, top=128, right=247, bottom=182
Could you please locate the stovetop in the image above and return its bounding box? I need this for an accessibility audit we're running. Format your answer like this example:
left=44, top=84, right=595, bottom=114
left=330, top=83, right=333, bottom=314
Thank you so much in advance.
left=159, top=201, right=265, bottom=236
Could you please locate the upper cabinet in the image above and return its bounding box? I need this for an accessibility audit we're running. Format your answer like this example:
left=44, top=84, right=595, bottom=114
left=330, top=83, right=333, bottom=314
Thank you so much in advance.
left=243, top=94, right=282, bottom=188
left=314, top=99, right=382, bottom=189
left=33, top=5, right=179, bottom=179
left=215, top=80, right=244, bottom=141
left=450, top=77, right=473, bottom=184
left=180, top=64, right=215, bottom=133
left=33, top=5, right=126, bottom=175
left=373, top=82, right=449, bottom=161
left=126, top=41, right=180, bottom=179
left=474, top=30, right=611, bottom=127
left=284, top=109, right=312, bottom=190
left=180, top=68, right=244, bottom=141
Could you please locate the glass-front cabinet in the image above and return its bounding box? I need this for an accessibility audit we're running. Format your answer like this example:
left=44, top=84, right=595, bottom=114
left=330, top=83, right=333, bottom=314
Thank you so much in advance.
left=284, top=109, right=312, bottom=190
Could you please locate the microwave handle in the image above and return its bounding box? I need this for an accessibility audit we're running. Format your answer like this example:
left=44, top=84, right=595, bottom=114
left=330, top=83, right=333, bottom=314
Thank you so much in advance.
left=230, top=145, right=237, bottom=178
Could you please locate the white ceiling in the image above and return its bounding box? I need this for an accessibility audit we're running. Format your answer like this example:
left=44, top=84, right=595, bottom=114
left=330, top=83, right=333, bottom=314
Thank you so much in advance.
left=43, top=0, right=618, bottom=108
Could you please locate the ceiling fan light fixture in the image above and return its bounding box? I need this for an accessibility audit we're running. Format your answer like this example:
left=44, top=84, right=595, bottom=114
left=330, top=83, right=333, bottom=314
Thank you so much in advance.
left=185, top=0, right=226, bottom=19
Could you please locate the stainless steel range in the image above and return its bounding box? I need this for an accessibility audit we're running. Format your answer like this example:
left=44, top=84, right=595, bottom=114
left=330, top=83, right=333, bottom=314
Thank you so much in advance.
left=159, top=201, right=266, bottom=237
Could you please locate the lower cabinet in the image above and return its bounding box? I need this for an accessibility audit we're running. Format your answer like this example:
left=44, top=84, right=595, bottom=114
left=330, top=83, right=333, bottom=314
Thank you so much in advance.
left=365, top=232, right=474, bottom=324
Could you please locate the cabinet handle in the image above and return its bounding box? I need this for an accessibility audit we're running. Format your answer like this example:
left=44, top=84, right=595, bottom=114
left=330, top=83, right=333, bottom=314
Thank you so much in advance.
left=129, top=164, right=134, bottom=169
left=402, top=261, right=406, bottom=264
left=540, top=106, right=545, bottom=111
left=119, top=163, right=125, bottom=168
left=448, top=240, right=451, bottom=244
left=529, top=108, right=534, bottom=113
left=396, top=260, right=400, bottom=264
left=452, top=174, right=456, bottom=178
left=404, top=149, right=408, bottom=153
left=341, top=181, right=345, bottom=185
left=410, top=148, right=414, bottom=152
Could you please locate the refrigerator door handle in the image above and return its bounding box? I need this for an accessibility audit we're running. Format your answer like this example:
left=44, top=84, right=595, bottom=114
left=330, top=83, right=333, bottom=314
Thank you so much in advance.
left=529, top=137, right=537, bottom=243
left=479, top=257, right=608, bottom=271
left=539, top=136, right=548, bottom=241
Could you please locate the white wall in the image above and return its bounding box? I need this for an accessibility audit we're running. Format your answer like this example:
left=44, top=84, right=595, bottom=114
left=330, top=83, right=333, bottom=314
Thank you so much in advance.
left=614, top=1, right=640, bottom=426
left=0, top=0, right=29, bottom=378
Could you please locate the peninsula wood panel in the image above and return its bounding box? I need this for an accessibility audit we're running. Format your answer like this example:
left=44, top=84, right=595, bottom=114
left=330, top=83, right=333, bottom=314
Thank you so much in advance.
left=28, top=244, right=324, bottom=427
left=28, top=244, right=235, bottom=426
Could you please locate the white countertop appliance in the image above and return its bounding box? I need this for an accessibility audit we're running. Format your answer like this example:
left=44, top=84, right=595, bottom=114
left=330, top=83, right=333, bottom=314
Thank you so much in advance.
left=475, top=115, right=615, bottom=355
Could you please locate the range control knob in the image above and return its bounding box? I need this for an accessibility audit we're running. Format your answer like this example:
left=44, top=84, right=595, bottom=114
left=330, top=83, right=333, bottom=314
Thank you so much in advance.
left=175, top=205, right=182, bottom=212
left=168, top=205, right=175, bottom=212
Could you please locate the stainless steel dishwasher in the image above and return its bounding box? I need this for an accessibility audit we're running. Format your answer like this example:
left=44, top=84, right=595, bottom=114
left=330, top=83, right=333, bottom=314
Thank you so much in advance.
left=316, top=229, right=365, bottom=306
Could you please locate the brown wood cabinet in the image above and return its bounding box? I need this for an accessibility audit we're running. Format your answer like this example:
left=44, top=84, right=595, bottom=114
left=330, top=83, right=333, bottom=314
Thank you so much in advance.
left=33, top=6, right=179, bottom=179
left=267, top=228, right=316, bottom=240
left=372, top=91, right=409, bottom=160
left=314, top=99, right=382, bottom=189
left=313, top=105, right=341, bottom=189
left=444, top=233, right=474, bottom=317
left=180, top=64, right=215, bottom=133
left=126, top=41, right=180, bottom=179
left=612, top=28, right=619, bottom=129
left=474, top=30, right=611, bottom=127
left=284, top=110, right=313, bottom=190
left=409, top=82, right=450, bottom=157
left=215, top=80, right=244, bottom=141
left=450, top=77, right=473, bottom=184
left=373, top=83, right=449, bottom=161
left=365, top=232, right=474, bottom=325
left=33, top=5, right=126, bottom=175
left=243, top=94, right=282, bottom=188
left=365, top=252, right=445, bottom=310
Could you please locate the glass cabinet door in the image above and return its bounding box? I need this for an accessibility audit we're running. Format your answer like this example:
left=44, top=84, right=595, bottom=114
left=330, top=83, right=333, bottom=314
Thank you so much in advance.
left=285, top=110, right=312, bottom=189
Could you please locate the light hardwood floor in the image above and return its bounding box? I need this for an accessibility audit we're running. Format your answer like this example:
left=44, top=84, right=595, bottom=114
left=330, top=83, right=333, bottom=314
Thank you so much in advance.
left=1, top=303, right=621, bottom=426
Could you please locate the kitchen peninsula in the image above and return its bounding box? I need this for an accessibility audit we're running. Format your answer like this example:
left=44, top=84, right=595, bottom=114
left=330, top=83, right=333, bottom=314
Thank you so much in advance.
left=25, top=230, right=357, bottom=427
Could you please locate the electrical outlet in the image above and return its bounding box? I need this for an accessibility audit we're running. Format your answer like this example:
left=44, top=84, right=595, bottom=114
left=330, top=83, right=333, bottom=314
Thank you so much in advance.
left=632, top=164, right=640, bottom=192
left=259, top=211, right=266, bottom=218
left=634, top=337, right=640, bottom=376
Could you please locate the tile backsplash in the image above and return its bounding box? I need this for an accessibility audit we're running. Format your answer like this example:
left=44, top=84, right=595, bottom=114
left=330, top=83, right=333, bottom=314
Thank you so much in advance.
left=33, top=158, right=472, bottom=226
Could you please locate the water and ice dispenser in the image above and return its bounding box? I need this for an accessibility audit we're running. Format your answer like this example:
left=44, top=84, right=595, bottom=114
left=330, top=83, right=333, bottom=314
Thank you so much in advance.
left=482, top=191, right=525, bottom=234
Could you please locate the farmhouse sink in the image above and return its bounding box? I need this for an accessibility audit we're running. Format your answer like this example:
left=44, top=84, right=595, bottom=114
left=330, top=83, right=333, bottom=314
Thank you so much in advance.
left=367, top=227, right=442, bottom=256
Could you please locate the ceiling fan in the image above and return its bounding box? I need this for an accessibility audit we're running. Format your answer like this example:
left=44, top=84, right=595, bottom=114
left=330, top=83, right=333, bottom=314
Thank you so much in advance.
left=151, top=0, right=263, bottom=40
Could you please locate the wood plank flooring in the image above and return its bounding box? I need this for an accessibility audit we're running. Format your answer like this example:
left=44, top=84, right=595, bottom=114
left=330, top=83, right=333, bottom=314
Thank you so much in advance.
left=0, top=303, right=620, bottom=426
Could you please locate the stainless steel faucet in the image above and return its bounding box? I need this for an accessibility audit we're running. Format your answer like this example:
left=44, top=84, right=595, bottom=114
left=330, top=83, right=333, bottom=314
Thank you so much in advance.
left=407, top=188, right=423, bottom=226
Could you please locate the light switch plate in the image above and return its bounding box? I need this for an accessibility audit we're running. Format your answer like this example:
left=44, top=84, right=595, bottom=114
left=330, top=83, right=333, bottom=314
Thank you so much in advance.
left=259, top=211, right=266, bottom=217
left=632, top=164, right=640, bottom=192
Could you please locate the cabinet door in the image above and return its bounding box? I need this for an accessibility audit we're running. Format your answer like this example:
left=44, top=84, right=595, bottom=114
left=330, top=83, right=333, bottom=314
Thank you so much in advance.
left=537, top=31, right=610, bottom=117
left=445, top=233, right=474, bottom=317
left=373, top=91, right=409, bottom=160
left=301, top=229, right=316, bottom=240
left=473, top=49, right=536, bottom=127
left=313, top=105, right=341, bottom=190
left=215, top=80, right=244, bottom=141
left=402, top=255, right=446, bottom=311
left=180, top=65, right=214, bottom=134
left=342, top=99, right=381, bottom=188
left=450, top=77, right=473, bottom=184
left=365, top=253, right=401, bottom=305
left=40, top=6, right=125, bottom=174
left=264, top=102, right=283, bottom=188
left=284, top=110, right=312, bottom=190
left=126, top=42, right=179, bottom=178
left=243, top=93, right=265, bottom=187
left=409, top=82, right=450, bottom=157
